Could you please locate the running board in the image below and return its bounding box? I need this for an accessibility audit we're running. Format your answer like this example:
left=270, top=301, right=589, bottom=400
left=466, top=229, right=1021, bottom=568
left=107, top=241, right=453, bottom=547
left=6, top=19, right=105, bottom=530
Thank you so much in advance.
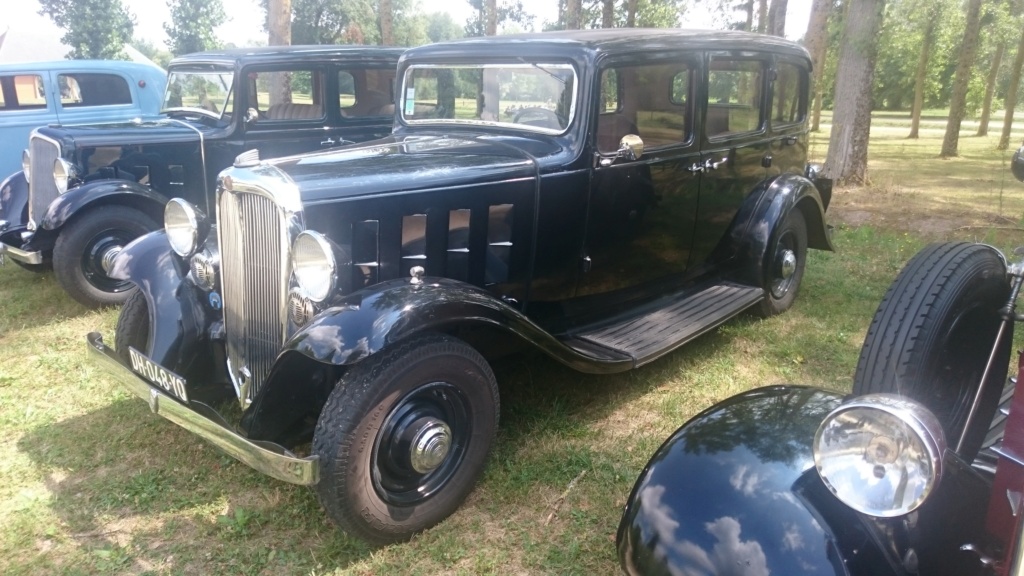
left=568, top=282, right=763, bottom=368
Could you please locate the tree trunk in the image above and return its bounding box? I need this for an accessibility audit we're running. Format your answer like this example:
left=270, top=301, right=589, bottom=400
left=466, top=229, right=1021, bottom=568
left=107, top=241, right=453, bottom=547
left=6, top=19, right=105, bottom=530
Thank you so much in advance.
left=744, top=0, right=754, bottom=31
left=267, top=0, right=292, bottom=107
left=999, top=26, right=1024, bottom=150
left=823, top=0, right=886, bottom=185
left=566, top=0, right=582, bottom=29
left=627, top=0, right=638, bottom=27
left=908, top=12, right=939, bottom=139
left=486, top=0, right=497, bottom=35
left=940, top=0, right=984, bottom=157
left=603, top=0, right=615, bottom=28
left=378, top=0, right=395, bottom=45
left=757, top=0, right=768, bottom=33
left=976, top=43, right=1004, bottom=136
left=767, top=0, right=788, bottom=37
left=804, top=0, right=831, bottom=131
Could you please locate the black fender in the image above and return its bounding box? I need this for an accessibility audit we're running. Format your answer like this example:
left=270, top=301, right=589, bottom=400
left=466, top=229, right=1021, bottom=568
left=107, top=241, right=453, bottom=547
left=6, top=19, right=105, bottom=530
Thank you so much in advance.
left=29, top=179, right=168, bottom=250
left=240, top=277, right=633, bottom=442
left=720, top=173, right=832, bottom=288
left=108, top=230, right=215, bottom=380
left=0, top=171, right=29, bottom=228
left=617, top=386, right=992, bottom=576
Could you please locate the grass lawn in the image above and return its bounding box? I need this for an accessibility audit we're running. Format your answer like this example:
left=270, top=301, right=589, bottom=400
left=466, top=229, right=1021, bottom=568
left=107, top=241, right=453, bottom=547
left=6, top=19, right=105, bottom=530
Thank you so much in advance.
left=1, top=116, right=1024, bottom=574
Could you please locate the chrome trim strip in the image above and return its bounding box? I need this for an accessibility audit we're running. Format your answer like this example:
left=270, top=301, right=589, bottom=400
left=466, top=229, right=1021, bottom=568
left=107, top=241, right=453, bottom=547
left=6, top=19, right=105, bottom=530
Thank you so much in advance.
left=167, top=119, right=208, bottom=199
left=0, top=241, right=44, bottom=264
left=86, top=331, right=319, bottom=486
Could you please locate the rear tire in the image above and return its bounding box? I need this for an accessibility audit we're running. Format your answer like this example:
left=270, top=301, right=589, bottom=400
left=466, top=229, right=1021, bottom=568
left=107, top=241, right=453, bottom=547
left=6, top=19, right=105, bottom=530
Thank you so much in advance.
left=853, top=242, right=1012, bottom=461
left=53, top=206, right=157, bottom=308
left=755, top=209, right=807, bottom=317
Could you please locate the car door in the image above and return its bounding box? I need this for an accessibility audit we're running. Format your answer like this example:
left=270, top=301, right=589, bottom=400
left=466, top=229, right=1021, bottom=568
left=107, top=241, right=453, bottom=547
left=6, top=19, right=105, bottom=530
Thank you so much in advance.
left=577, top=55, right=702, bottom=299
left=240, top=64, right=339, bottom=160
left=332, top=65, right=397, bottom=145
left=0, top=72, right=55, bottom=178
left=690, top=53, right=773, bottom=271
left=767, top=56, right=811, bottom=178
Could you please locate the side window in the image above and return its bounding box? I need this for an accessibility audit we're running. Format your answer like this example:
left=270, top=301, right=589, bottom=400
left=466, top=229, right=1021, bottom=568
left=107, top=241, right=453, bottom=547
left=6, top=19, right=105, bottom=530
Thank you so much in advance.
left=340, top=67, right=396, bottom=117
left=0, top=75, right=47, bottom=110
left=58, top=73, right=132, bottom=107
left=251, top=69, right=324, bottom=122
left=773, top=62, right=805, bottom=126
left=597, top=62, right=692, bottom=153
left=706, top=59, right=764, bottom=138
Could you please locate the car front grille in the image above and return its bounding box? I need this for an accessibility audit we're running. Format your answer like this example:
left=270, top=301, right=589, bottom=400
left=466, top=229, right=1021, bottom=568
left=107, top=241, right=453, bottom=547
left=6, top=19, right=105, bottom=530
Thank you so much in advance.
left=28, top=135, right=61, bottom=225
left=218, top=187, right=291, bottom=405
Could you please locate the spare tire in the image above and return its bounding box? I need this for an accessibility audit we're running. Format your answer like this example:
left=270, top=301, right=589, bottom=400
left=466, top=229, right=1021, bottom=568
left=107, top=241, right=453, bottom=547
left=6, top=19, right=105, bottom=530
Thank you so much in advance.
left=853, top=242, right=1013, bottom=461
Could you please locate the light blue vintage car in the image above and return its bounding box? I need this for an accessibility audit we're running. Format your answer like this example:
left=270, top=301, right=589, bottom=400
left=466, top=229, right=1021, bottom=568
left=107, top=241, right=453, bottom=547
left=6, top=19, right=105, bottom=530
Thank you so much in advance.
left=0, top=60, right=166, bottom=178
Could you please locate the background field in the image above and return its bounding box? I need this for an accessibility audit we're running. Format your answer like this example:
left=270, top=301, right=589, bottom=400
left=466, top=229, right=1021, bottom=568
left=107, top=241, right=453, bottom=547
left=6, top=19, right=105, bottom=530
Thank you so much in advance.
left=1, top=115, right=1024, bottom=575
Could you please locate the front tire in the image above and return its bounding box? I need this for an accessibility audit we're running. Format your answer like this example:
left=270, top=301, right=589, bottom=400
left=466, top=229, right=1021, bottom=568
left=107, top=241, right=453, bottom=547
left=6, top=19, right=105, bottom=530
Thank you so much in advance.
left=854, top=242, right=1012, bottom=461
left=313, top=333, right=499, bottom=545
left=114, top=290, right=150, bottom=364
left=756, top=209, right=807, bottom=317
left=53, top=206, right=157, bottom=308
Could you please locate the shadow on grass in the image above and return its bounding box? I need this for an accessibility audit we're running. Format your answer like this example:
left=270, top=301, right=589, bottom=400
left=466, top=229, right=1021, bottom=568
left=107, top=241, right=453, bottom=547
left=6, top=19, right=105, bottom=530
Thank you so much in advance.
left=0, top=265, right=93, bottom=332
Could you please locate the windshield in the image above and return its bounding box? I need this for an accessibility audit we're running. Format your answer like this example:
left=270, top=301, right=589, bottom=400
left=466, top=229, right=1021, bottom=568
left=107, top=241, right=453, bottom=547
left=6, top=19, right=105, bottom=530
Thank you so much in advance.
left=401, top=62, right=577, bottom=134
left=162, top=69, right=234, bottom=119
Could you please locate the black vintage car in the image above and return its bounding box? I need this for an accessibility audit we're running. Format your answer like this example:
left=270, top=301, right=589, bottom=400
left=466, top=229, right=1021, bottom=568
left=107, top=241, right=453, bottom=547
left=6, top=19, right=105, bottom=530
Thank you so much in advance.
left=86, top=29, right=833, bottom=544
left=617, top=149, right=1024, bottom=575
left=0, top=45, right=404, bottom=307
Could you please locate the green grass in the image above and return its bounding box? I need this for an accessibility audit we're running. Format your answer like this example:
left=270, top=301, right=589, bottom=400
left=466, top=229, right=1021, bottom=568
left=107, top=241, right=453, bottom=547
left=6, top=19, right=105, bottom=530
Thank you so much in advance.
left=1, top=114, right=1024, bottom=574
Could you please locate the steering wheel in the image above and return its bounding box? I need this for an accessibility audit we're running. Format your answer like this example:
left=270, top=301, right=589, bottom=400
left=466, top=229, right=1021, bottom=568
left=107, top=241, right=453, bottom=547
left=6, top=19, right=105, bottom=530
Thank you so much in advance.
left=512, top=107, right=565, bottom=129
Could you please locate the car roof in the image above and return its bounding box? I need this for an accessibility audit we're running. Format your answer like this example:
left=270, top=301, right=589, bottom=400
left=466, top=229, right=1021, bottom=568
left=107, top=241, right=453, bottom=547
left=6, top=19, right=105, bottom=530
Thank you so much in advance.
left=0, top=60, right=164, bottom=75
left=169, top=45, right=408, bottom=68
left=403, top=28, right=810, bottom=62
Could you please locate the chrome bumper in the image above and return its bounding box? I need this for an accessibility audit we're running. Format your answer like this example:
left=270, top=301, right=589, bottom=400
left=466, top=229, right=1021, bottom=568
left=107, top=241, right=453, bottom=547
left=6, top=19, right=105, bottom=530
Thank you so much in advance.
left=0, top=241, right=43, bottom=264
left=86, top=332, right=320, bottom=485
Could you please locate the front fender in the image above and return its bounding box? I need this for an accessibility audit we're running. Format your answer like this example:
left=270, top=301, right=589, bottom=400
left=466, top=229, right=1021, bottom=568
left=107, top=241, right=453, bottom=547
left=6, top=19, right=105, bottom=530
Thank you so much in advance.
left=281, top=277, right=633, bottom=372
left=0, top=171, right=29, bottom=228
left=109, top=230, right=212, bottom=378
left=618, top=386, right=888, bottom=576
left=38, top=179, right=167, bottom=232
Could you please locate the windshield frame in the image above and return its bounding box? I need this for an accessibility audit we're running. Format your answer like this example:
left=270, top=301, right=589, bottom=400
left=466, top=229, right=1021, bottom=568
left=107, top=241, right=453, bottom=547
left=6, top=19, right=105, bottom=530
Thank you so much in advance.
left=161, top=66, right=236, bottom=120
left=399, top=61, right=579, bottom=136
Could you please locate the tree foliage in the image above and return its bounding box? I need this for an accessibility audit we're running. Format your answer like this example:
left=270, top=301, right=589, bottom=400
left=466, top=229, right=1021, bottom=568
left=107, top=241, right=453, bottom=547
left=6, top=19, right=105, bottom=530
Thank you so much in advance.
left=464, top=0, right=534, bottom=36
left=165, top=0, right=227, bottom=56
left=38, top=0, right=135, bottom=59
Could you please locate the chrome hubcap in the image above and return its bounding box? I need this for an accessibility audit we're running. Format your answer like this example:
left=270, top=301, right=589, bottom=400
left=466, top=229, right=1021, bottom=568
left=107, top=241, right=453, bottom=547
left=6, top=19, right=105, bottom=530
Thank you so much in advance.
left=778, top=249, right=796, bottom=280
left=100, top=245, right=123, bottom=274
left=409, top=418, right=452, bottom=473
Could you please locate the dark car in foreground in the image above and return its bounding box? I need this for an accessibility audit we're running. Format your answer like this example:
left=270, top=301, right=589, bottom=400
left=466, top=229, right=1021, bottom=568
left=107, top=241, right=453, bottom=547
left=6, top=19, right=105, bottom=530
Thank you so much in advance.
left=618, top=151, right=1024, bottom=574
left=86, top=29, right=833, bottom=544
left=0, top=45, right=403, bottom=307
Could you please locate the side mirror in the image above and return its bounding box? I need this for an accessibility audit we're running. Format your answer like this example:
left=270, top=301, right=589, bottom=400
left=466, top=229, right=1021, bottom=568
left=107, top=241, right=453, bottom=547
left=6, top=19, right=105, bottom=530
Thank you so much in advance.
left=245, top=108, right=259, bottom=125
left=1013, top=143, right=1024, bottom=183
left=618, top=134, right=644, bottom=161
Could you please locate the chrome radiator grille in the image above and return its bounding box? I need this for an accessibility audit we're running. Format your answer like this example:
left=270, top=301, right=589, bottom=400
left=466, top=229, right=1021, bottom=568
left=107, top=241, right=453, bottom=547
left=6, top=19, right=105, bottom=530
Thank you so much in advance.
left=219, top=189, right=289, bottom=404
left=28, top=135, right=61, bottom=225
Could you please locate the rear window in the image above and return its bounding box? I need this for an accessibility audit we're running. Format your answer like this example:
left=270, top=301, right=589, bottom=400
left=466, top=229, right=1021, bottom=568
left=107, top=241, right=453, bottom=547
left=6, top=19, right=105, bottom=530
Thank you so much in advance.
left=0, top=74, right=47, bottom=111
left=58, top=73, right=132, bottom=107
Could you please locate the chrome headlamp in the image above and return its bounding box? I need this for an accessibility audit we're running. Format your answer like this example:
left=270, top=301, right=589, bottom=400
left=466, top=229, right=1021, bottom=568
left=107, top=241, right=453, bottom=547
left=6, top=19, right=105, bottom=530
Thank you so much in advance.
left=814, top=394, right=944, bottom=517
left=292, top=231, right=336, bottom=303
left=165, top=198, right=204, bottom=258
left=53, top=158, right=78, bottom=194
left=22, top=149, right=30, bottom=184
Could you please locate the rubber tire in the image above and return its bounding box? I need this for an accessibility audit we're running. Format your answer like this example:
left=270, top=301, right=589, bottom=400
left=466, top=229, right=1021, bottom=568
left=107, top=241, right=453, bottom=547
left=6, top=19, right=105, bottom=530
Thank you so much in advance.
left=53, top=206, right=157, bottom=308
left=313, top=333, right=499, bottom=545
left=115, top=290, right=150, bottom=364
left=853, top=242, right=1012, bottom=462
left=756, top=209, right=808, bottom=317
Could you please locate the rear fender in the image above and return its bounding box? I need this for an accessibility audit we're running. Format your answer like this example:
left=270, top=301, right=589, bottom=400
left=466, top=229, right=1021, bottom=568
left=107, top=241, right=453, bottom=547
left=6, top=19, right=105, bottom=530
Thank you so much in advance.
left=108, top=230, right=214, bottom=379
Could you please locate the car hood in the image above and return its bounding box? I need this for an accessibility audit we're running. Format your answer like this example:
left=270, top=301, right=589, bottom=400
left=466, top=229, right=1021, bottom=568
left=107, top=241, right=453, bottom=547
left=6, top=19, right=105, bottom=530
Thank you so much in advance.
left=36, top=116, right=209, bottom=149
left=271, top=134, right=540, bottom=204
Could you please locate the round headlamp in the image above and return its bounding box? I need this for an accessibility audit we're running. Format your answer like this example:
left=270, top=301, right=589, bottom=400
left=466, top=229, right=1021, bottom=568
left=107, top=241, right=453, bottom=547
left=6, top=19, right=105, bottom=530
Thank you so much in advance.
left=53, top=158, right=77, bottom=194
left=814, top=394, right=944, bottom=517
left=22, top=149, right=30, bottom=184
left=165, top=198, right=202, bottom=258
left=292, top=231, right=335, bottom=303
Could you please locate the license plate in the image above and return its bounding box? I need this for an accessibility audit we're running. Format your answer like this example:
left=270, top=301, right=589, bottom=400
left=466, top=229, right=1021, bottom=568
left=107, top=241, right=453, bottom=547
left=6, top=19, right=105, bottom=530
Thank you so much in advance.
left=128, top=347, right=189, bottom=403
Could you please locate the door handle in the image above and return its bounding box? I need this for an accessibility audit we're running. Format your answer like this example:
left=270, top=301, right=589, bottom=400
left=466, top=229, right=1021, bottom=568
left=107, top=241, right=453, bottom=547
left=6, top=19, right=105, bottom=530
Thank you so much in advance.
left=686, top=162, right=705, bottom=174
left=320, top=138, right=337, bottom=147
left=704, top=157, right=728, bottom=171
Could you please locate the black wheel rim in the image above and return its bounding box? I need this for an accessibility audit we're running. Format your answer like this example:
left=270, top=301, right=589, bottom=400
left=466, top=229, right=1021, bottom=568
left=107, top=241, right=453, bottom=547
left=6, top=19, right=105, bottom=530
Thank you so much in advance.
left=372, top=381, right=471, bottom=506
left=769, top=230, right=799, bottom=299
left=81, top=228, right=136, bottom=293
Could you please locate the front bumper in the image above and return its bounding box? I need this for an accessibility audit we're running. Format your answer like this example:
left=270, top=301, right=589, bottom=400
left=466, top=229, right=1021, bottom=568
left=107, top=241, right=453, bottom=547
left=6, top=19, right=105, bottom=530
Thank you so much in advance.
left=86, top=331, right=320, bottom=486
left=0, top=240, right=43, bottom=264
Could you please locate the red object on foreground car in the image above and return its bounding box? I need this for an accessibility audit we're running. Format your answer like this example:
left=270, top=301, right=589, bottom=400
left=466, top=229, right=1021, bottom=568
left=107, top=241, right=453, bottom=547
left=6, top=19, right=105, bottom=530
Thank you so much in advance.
left=617, top=148, right=1024, bottom=575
